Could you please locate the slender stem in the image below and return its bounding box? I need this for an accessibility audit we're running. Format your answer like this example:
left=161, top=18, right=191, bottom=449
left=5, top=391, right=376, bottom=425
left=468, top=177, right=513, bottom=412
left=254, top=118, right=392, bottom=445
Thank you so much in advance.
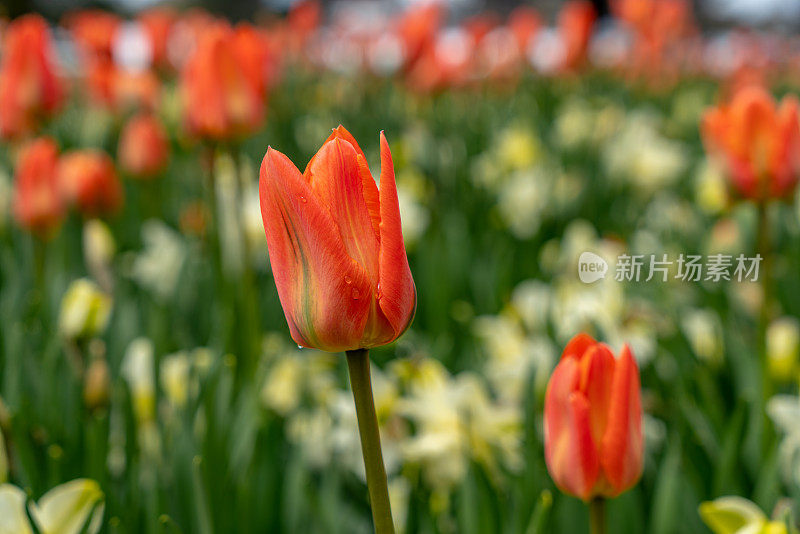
left=203, top=146, right=234, bottom=354
left=589, top=498, right=606, bottom=534
left=756, top=201, right=773, bottom=344
left=32, top=237, right=46, bottom=320
left=756, top=202, right=774, bottom=443
left=345, top=349, right=395, bottom=534
left=232, top=149, right=261, bottom=368
left=202, top=146, right=223, bottom=284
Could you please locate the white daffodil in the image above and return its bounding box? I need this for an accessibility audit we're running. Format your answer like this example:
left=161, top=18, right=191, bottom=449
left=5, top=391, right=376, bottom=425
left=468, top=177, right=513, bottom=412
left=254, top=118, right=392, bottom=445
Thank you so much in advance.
left=122, top=338, right=155, bottom=424
left=83, top=219, right=116, bottom=291
left=0, top=479, right=104, bottom=534
left=28, top=479, right=105, bottom=534
left=681, top=309, right=724, bottom=367
left=130, top=220, right=186, bottom=302
left=767, top=317, right=800, bottom=383
left=0, top=484, right=31, bottom=534
left=58, top=279, right=112, bottom=341
left=699, top=495, right=787, bottom=534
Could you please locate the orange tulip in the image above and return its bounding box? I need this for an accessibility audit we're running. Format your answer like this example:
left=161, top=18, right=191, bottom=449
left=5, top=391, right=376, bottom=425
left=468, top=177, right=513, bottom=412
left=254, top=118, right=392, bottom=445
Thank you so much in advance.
left=58, top=150, right=123, bottom=217
left=544, top=334, right=643, bottom=501
left=232, top=23, right=277, bottom=100
left=180, top=24, right=263, bottom=140
left=702, top=86, right=800, bottom=201
left=0, top=15, right=64, bottom=139
left=558, top=1, right=597, bottom=72
left=138, top=8, right=177, bottom=70
left=114, top=69, right=161, bottom=112
left=286, top=0, right=321, bottom=55
left=12, top=137, right=65, bottom=237
left=508, top=6, right=542, bottom=54
left=118, top=113, right=170, bottom=178
left=396, top=2, right=444, bottom=73
left=259, top=126, right=416, bottom=352
left=64, top=10, right=121, bottom=63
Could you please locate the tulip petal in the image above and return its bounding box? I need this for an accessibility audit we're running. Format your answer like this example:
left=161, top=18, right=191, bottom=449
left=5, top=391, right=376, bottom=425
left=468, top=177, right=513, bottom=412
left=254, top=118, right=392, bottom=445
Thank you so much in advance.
left=260, top=148, right=372, bottom=351
left=326, top=125, right=367, bottom=161
left=561, top=333, right=596, bottom=361
left=304, top=137, right=381, bottom=283
left=544, top=356, right=579, bottom=458
left=771, top=96, right=800, bottom=197
left=578, top=343, right=615, bottom=448
left=324, top=127, right=381, bottom=236
left=306, top=127, right=381, bottom=238
left=545, top=358, right=600, bottom=500
left=356, top=153, right=382, bottom=241
left=600, top=344, right=643, bottom=496
left=557, top=392, right=600, bottom=500
left=377, top=131, right=416, bottom=337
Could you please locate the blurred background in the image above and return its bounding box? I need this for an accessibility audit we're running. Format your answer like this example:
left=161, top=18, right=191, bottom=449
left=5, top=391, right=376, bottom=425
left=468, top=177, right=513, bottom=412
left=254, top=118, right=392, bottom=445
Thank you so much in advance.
left=2, top=0, right=800, bottom=533
left=4, top=0, right=800, bottom=27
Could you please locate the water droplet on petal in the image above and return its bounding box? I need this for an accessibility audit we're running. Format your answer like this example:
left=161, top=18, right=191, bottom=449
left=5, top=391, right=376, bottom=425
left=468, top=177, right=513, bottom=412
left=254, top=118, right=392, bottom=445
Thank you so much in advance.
left=351, top=288, right=360, bottom=300
left=299, top=195, right=307, bottom=203
left=344, top=275, right=353, bottom=285
left=297, top=344, right=304, bottom=349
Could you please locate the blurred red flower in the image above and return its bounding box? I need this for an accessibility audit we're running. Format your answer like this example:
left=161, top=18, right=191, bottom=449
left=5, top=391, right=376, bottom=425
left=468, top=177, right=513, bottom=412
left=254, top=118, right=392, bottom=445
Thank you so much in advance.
left=508, top=6, right=542, bottom=54
left=558, top=1, right=597, bottom=72
left=232, top=23, right=279, bottom=99
left=259, top=126, right=416, bottom=351
left=64, top=10, right=121, bottom=63
left=138, top=8, right=177, bottom=70
left=395, top=2, right=444, bottom=73
left=702, top=85, right=800, bottom=201
left=118, top=113, right=170, bottom=178
left=0, top=15, right=64, bottom=140
left=544, top=334, right=643, bottom=501
left=58, top=150, right=123, bottom=217
left=180, top=23, right=264, bottom=140
left=12, top=137, right=65, bottom=237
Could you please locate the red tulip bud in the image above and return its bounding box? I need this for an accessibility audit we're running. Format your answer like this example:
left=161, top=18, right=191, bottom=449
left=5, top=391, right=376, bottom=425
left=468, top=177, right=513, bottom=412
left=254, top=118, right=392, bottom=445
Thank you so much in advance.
left=259, top=126, right=416, bottom=352
left=544, top=333, right=643, bottom=501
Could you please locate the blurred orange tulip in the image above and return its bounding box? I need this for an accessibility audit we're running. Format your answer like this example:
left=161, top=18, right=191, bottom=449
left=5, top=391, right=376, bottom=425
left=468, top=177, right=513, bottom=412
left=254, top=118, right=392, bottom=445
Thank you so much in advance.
left=559, top=1, right=597, bottom=72
left=396, top=2, right=444, bottom=73
left=544, top=334, right=643, bottom=501
left=64, top=10, right=121, bottom=63
left=138, top=8, right=177, bottom=70
left=118, top=113, right=170, bottom=178
left=287, top=0, right=321, bottom=54
left=0, top=15, right=64, bottom=139
left=12, top=137, right=65, bottom=237
left=508, top=6, right=542, bottom=54
left=259, top=126, right=416, bottom=352
left=232, top=23, right=277, bottom=99
left=180, top=24, right=263, bottom=140
left=702, top=86, right=800, bottom=201
left=58, top=150, right=123, bottom=217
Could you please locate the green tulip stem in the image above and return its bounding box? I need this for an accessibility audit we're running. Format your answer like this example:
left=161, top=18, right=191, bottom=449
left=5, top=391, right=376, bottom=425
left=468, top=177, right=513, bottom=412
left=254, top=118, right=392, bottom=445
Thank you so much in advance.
left=756, top=202, right=773, bottom=396
left=756, top=201, right=776, bottom=457
left=589, top=498, right=606, bottom=534
left=346, top=349, right=395, bottom=534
